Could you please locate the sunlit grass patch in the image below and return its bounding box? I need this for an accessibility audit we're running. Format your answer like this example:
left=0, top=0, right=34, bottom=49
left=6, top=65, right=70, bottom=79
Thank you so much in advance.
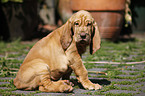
left=0, top=39, right=34, bottom=55
left=83, top=39, right=145, bottom=62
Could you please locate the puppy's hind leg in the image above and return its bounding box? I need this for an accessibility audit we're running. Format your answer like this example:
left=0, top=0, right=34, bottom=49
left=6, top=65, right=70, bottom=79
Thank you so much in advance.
left=39, top=74, right=73, bottom=92
left=14, top=61, right=50, bottom=90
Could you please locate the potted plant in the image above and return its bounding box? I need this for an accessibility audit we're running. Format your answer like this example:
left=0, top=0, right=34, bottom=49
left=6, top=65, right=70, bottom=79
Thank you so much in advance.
left=70, top=0, right=126, bottom=41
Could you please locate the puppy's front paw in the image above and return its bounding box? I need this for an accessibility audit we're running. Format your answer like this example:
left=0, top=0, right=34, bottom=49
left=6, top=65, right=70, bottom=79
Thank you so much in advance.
left=94, top=84, right=102, bottom=90
left=84, top=83, right=102, bottom=90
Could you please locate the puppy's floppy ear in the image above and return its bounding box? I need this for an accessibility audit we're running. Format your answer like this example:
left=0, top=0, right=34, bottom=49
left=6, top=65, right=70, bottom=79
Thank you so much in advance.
left=90, top=21, right=101, bottom=54
left=60, top=20, right=74, bottom=50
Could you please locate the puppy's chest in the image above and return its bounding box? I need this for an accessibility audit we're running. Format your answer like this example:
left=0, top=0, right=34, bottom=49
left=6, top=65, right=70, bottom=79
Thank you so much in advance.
left=49, top=58, right=71, bottom=80
left=50, top=64, right=71, bottom=80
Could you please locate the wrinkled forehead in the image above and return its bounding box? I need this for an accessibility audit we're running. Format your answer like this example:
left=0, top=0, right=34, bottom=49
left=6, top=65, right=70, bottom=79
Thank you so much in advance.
left=70, top=11, right=93, bottom=23
left=76, top=14, right=92, bottom=22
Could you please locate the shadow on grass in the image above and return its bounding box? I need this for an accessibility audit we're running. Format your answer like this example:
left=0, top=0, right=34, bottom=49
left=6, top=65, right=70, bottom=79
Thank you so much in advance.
left=71, top=79, right=111, bottom=89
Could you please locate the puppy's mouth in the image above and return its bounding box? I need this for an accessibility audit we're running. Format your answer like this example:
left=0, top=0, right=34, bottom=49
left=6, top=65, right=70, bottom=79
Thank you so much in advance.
left=80, top=40, right=87, bottom=44
left=76, top=33, right=91, bottom=45
left=78, top=39, right=90, bottom=45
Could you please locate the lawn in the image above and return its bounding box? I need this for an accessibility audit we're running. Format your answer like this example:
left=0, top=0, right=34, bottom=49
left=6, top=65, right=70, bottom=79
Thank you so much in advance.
left=0, top=37, right=145, bottom=95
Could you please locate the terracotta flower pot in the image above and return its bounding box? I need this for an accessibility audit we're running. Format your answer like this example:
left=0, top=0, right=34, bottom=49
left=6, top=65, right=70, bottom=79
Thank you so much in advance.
left=71, top=0, right=126, bottom=41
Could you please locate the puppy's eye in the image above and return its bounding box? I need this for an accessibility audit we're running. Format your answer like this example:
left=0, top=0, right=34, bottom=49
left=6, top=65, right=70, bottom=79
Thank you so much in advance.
left=75, top=22, right=79, bottom=26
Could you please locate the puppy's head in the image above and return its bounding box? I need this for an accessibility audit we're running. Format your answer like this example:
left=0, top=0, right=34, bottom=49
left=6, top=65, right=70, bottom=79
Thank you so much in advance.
left=61, top=10, right=101, bottom=54
left=71, top=10, right=94, bottom=46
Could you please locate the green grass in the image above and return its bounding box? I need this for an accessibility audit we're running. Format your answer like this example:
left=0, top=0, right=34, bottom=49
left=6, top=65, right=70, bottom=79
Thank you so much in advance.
left=0, top=39, right=33, bottom=55
left=0, top=39, right=35, bottom=78
left=84, top=39, right=145, bottom=62
left=0, top=38, right=145, bottom=95
left=82, top=38, right=145, bottom=96
left=104, top=92, right=134, bottom=96
left=83, top=84, right=136, bottom=95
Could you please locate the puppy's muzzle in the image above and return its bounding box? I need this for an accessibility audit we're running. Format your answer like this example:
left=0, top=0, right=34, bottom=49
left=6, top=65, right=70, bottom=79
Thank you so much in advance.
left=80, top=33, right=87, bottom=39
left=78, top=33, right=90, bottom=44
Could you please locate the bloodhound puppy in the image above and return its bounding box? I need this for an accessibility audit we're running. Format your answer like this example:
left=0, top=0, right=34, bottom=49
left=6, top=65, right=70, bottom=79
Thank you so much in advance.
left=14, top=10, right=101, bottom=92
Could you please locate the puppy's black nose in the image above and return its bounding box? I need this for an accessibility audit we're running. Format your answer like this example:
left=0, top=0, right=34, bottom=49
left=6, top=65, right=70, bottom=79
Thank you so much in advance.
left=80, top=33, right=86, bottom=39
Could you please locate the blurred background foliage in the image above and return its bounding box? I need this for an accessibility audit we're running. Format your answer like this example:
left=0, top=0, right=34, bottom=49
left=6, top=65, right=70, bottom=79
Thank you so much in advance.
left=1, top=0, right=23, bottom=3
left=0, top=0, right=145, bottom=41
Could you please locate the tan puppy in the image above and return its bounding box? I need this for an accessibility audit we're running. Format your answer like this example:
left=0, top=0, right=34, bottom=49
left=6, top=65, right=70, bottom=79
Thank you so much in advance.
left=14, top=10, right=101, bottom=92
